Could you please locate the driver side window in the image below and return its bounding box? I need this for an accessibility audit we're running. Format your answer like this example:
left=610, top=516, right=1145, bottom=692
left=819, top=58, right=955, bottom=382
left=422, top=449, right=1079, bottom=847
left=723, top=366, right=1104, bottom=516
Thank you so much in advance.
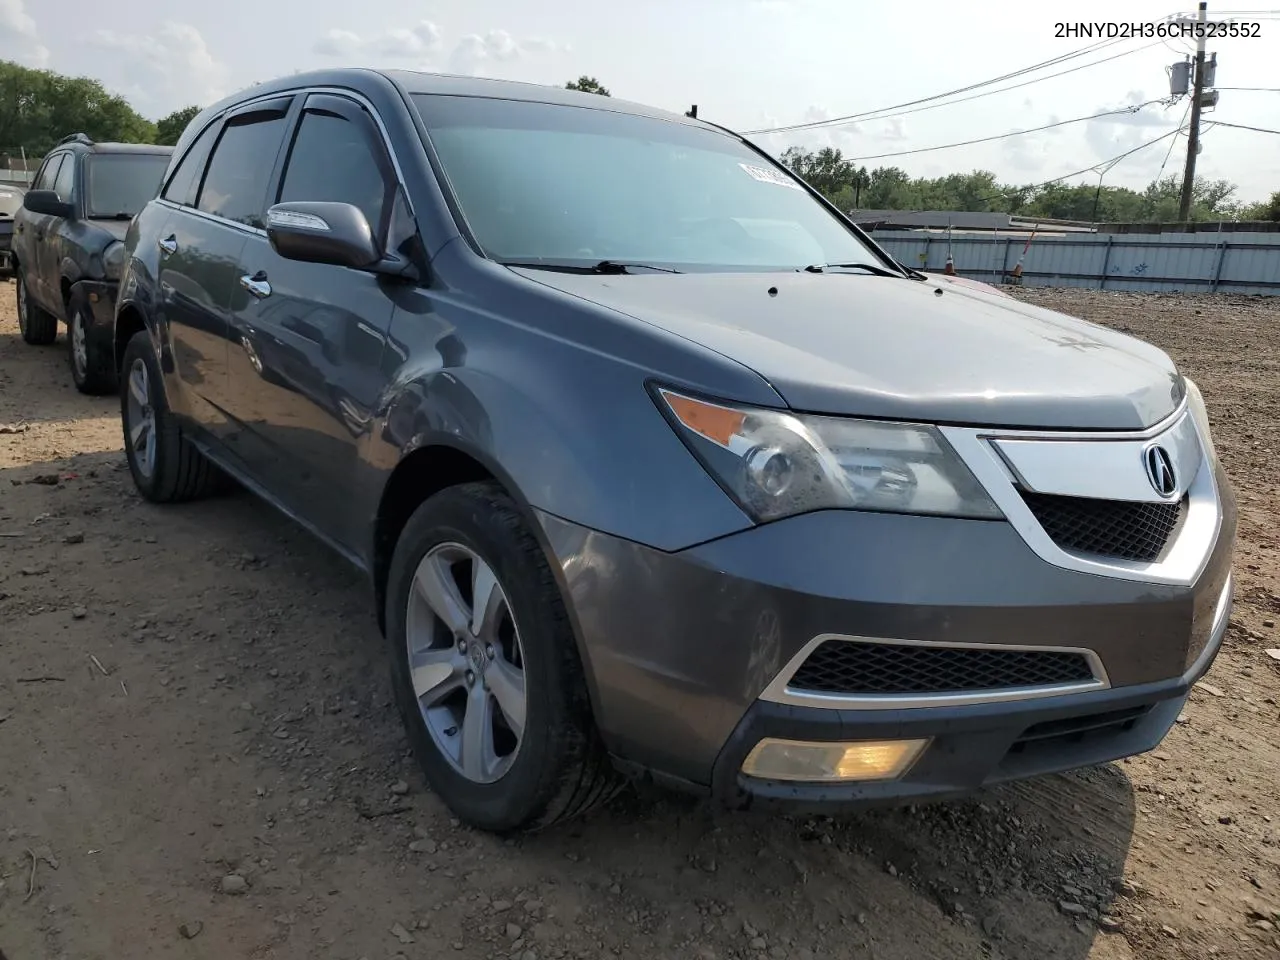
left=34, top=154, right=64, bottom=192
left=52, top=154, right=76, bottom=203
left=277, top=105, right=393, bottom=239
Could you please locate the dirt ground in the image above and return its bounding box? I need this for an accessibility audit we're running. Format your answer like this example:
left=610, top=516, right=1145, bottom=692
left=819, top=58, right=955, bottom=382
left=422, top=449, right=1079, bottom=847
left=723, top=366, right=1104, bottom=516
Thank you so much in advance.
left=1, top=285, right=1279, bottom=960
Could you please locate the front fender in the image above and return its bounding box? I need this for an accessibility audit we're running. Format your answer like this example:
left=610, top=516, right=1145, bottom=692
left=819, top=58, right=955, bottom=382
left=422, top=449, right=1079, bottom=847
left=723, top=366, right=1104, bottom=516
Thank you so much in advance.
left=373, top=358, right=755, bottom=555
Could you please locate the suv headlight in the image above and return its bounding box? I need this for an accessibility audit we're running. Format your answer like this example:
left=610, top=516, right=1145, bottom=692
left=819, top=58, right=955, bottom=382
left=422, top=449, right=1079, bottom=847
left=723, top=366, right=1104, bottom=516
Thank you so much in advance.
left=1184, top=377, right=1218, bottom=466
left=655, top=387, right=1002, bottom=522
left=103, top=241, right=125, bottom=280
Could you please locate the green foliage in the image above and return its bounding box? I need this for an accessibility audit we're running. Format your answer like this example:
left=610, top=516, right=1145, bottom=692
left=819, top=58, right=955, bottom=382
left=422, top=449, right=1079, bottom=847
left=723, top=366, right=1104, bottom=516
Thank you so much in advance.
left=155, top=106, right=202, bottom=147
left=0, top=59, right=155, bottom=155
left=777, top=144, right=1270, bottom=223
left=565, top=76, right=611, bottom=97
left=1240, top=190, right=1280, bottom=222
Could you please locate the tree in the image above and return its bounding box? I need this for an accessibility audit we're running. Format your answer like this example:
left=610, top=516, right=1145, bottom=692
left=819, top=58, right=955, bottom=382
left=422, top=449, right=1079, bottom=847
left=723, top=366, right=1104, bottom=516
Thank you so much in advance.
left=779, top=146, right=856, bottom=198
left=565, top=76, right=611, bottom=97
left=1241, top=190, right=1280, bottom=222
left=0, top=60, right=155, bottom=155
left=155, top=105, right=201, bottom=146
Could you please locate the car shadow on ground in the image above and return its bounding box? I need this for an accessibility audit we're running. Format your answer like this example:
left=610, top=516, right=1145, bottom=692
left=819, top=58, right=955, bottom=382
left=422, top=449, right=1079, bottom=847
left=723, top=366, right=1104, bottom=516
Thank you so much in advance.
left=1, top=447, right=1138, bottom=960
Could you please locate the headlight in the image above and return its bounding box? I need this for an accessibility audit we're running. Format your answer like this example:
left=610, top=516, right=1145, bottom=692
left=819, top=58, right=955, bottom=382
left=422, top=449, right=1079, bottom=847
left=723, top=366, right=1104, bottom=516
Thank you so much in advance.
left=655, top=387, right=1002, bottom=522
left=1184, top=377, right=1218, bottom=466
left=103, top=241, right=125, bottom=280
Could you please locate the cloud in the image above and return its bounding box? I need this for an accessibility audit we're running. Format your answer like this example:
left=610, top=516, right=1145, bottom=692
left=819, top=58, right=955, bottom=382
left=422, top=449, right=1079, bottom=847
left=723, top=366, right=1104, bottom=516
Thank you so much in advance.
left=312, top=22, right=562, bottom=77
left=448, top=29, right=542, bottom=74
left=313, top=20, right=442, bottom=60
left=879, top=117, right=908, bottom=142
left=1083, top=94, right=1180, bottom=167
left=88, top=22, right=228, bottom=117
left=0, top=0, right=48, bottom=67
left=753, top=105, right=861, bottom=155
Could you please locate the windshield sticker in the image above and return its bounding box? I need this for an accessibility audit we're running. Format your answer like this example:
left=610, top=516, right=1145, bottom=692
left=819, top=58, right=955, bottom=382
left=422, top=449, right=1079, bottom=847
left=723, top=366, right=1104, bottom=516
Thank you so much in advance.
left=738, top=163, right=803, bottom=190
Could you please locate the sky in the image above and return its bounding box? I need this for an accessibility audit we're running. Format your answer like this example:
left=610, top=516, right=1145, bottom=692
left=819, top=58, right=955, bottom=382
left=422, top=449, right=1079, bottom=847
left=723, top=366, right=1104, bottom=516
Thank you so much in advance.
left=3, top=0, right=1279, bottom=202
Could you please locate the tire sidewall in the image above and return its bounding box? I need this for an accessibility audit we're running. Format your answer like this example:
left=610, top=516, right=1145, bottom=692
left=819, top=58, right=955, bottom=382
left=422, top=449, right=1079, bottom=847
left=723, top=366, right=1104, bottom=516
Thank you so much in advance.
left=120, top=331, right=172, bottom=500
left=16, top=270, right=28, bottom=338
left=385, top=489, right=573, bottom=831
left=69, top=300, right=88, bottom=388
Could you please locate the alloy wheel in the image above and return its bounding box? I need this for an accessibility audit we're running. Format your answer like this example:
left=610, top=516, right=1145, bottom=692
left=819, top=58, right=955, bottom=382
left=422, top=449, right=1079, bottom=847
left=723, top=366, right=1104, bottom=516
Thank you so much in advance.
left=405, top=543, right=527, bottom=784
left=125, top=358, right=157, bottom=478
left=71, top=309, right=88, bottom=377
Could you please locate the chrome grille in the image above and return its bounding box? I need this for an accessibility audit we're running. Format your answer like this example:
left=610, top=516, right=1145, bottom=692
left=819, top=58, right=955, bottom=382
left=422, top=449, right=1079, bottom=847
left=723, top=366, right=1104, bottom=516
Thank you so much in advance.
left=788, top=640, right=1096, bottom=696
left=1020, top=492, right=1187, bottom=563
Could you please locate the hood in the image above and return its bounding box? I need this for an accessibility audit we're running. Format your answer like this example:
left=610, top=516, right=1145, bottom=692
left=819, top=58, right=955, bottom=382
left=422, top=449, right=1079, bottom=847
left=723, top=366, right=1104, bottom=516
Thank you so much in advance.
left=513, top=270, right=1182, bottom=430
left=923, top=272, right=1012, bottom=298
left=86, top=219, right=132, bottom=242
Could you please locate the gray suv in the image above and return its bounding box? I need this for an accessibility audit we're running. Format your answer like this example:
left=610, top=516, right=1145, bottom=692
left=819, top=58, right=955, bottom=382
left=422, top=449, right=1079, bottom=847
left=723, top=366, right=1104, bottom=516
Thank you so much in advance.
left=114, top=69, right=1237, bottom=832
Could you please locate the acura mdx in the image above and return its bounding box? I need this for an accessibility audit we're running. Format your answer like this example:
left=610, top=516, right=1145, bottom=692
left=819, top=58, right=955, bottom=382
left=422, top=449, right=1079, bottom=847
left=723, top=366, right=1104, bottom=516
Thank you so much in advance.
left=113, top=69, right=1237, bottom=831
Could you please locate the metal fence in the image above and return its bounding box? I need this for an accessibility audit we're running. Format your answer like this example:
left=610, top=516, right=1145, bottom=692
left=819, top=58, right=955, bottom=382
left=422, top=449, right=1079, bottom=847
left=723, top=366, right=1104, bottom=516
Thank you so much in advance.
left=867, top=228, right=1280, bottom=296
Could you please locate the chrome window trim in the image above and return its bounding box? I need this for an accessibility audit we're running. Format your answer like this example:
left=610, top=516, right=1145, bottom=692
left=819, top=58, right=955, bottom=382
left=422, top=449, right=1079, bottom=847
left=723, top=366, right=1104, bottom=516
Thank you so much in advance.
left=939, top=398, right=1223, bottom=587
left=158, top=85, right=415, bottom=239
left=758, top=634, right=1110, bottom=711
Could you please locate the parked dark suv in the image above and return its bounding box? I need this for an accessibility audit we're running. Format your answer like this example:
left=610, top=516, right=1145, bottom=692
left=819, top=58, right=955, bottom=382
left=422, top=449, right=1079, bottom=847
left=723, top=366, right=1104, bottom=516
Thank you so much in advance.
left=115, top=69, right=1236, bottom=833
left=13, top=134, right=171, bottom=393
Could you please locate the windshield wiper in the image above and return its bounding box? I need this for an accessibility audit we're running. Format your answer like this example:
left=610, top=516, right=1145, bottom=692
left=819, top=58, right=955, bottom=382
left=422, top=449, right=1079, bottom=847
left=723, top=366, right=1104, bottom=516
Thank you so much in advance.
left=89, top=213, right=135, bottom=221
left=500, top=259, right=682, bottom=275
left=802, top=261, right=902, bottom=278
left=591, top=260, right=681, bottom=275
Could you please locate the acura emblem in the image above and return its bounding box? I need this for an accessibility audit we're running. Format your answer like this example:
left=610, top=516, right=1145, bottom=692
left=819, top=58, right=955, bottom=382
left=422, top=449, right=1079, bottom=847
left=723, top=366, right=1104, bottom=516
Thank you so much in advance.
left=1144, top=444, right=1178, bottom=498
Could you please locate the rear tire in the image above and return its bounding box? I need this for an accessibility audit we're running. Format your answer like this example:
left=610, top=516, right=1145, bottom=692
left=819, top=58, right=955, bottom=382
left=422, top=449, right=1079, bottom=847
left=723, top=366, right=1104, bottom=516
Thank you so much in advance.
left=120, top=330, right=224, bottom=503
left=385, top=482, right=621, bottom=832
left=69, top=288, right=117, bottom=395
left=16, top=268, right=57, bottom=346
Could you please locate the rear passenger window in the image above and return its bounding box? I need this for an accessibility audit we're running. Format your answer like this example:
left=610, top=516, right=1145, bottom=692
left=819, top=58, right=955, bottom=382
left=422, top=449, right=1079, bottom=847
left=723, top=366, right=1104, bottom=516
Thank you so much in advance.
left=197, top=112, right=288, bottom=229
left=162, top=120, right=220, bottom=207
left=278, top=109, right=392, bottom=235
left=52, top=154, right=76, bottom=201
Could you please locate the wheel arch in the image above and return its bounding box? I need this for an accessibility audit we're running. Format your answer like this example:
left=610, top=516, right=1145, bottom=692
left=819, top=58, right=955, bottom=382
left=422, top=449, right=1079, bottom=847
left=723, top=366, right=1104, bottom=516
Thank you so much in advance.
left=371, top=437, right=606, bottom=717
left=114, top=301, right=147, bottom=376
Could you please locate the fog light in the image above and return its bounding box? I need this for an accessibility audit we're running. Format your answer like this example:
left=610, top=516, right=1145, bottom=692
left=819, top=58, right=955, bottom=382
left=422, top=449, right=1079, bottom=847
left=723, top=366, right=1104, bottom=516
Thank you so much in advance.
left=741, top=737, right=929, bottom=782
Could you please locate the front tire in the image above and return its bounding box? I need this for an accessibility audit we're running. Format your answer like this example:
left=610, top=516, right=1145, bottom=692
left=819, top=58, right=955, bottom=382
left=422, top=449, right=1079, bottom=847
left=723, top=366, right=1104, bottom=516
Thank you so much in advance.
left=68, top=288, right=117, bottom=395
left=120, top=330, right=224, bottom=503
left=386, top=482, right=621, bottom=832
left=16, top=268, right=57, bottom=346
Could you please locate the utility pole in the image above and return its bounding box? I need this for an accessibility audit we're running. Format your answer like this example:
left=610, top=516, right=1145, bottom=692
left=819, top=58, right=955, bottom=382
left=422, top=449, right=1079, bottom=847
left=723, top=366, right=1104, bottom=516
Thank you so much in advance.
left=1178, top=1, right=1209, bottom=220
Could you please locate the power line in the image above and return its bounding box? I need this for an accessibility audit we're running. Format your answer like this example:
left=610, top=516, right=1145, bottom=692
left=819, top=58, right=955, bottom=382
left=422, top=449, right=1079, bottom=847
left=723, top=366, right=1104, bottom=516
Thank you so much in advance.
left=1215, top=86, right=1280, bottom=91
left=1156, top=100, right=1192, bottom=180
left=845, top=100, right=1168, bottom=161
left=974, top=124, right=1189, bottom=204
left=745, top=36, right=1154, bottom=135
left=821, top=40, right=1168, bottom=131
left=1206, top=119, right=1280, bottom=134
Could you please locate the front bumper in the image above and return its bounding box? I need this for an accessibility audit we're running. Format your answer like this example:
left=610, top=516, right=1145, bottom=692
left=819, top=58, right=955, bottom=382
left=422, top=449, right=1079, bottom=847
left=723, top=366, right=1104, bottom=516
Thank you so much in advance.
left=711, top=594, right=1227, bottom=809
left=535, top=460, right=1236, bottom=801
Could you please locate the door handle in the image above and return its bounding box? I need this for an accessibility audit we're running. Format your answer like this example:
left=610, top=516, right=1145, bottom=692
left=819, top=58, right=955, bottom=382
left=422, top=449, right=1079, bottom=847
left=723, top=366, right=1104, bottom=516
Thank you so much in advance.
left=157, top=235, right=177, bottom=256
left=239, top=272, right=272, bottom=299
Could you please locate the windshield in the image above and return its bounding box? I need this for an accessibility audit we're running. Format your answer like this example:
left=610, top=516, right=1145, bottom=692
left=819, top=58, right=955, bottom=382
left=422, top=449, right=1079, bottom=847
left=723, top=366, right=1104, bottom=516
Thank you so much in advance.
left=86, top=154, right=170, bottom=219
left=412, top=95, right=888, bottom=273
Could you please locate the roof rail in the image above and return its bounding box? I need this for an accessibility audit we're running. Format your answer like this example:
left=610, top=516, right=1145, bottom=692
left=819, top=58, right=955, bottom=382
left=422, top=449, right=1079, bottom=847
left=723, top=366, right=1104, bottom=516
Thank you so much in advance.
left=56, top=133, right=94, bottom=147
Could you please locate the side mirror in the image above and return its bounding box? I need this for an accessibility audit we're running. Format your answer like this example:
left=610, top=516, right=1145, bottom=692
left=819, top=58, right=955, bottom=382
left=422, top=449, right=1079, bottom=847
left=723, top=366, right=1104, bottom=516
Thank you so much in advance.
left=23, top=189, right=74, bottom=219
left=265, top=201, right=380, bottom=270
